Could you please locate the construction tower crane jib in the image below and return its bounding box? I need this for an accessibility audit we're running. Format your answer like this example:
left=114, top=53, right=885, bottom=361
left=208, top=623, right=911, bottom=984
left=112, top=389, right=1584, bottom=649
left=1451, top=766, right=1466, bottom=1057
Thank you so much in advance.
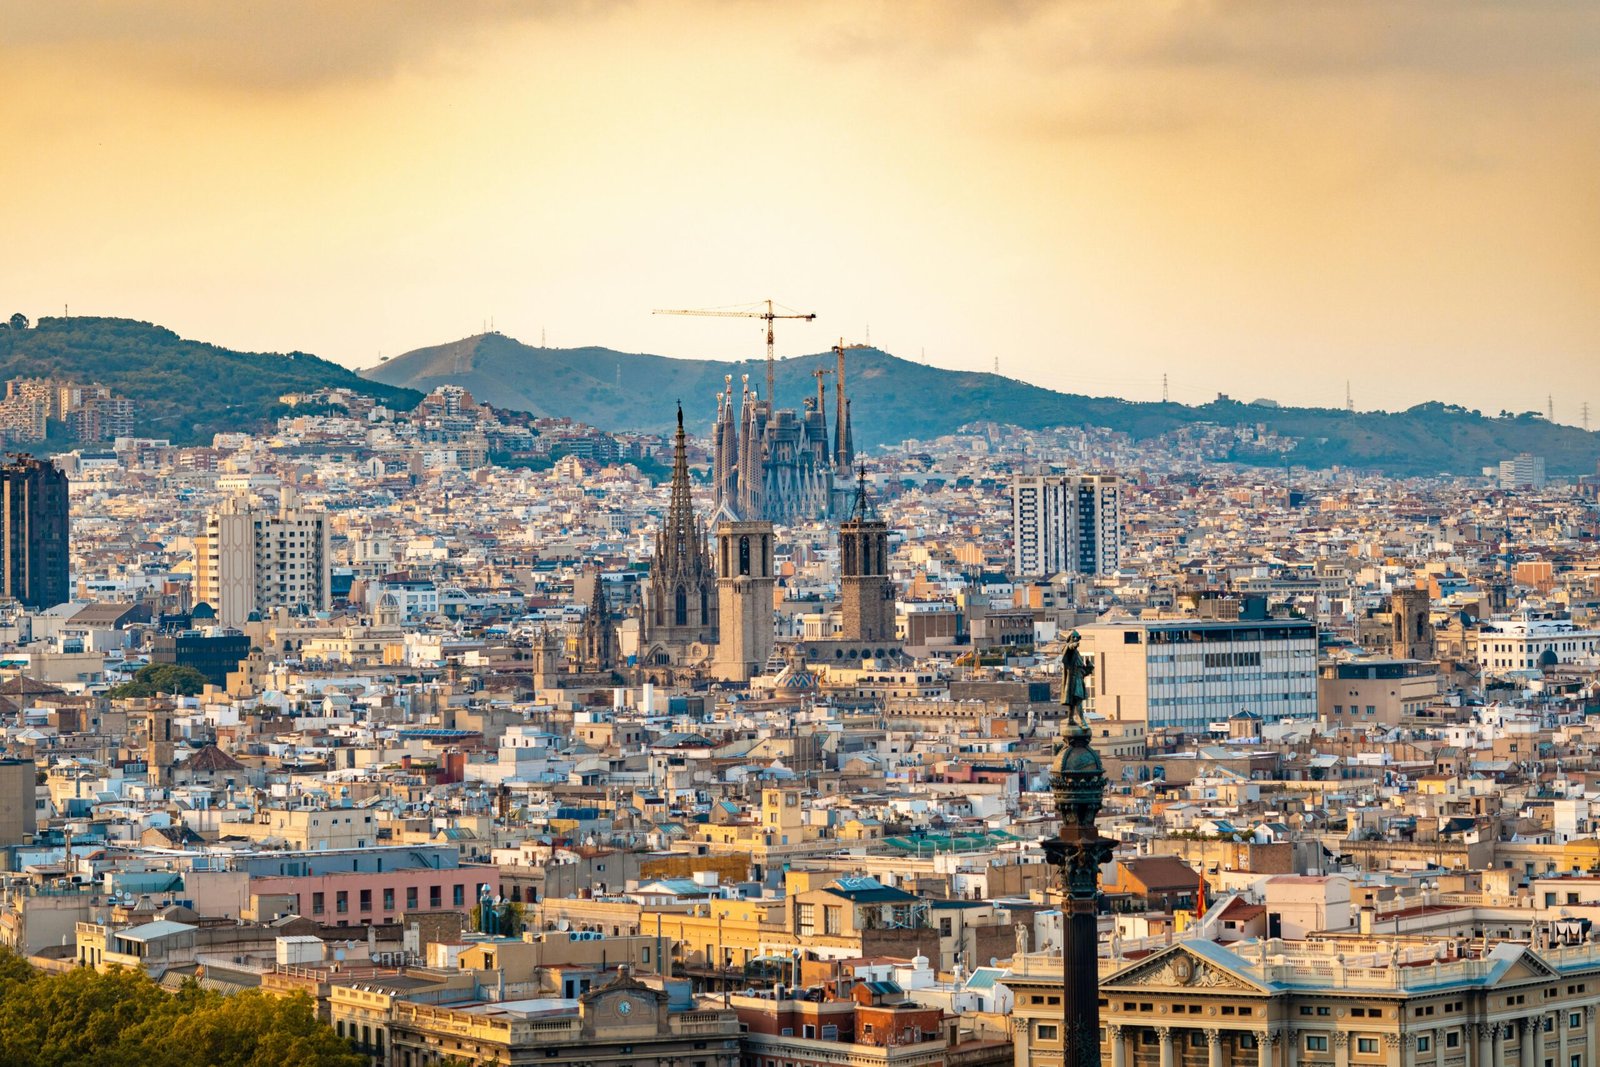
left=652, top=299, right=817, bottom=406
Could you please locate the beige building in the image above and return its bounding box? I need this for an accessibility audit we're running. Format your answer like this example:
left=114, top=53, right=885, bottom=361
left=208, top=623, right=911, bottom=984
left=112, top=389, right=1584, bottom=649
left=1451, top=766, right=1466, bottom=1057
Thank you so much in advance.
left=1007, top=937, right=1600, bottom=1067
left=1318, top=659, right=1442, bottom=728
left=195, top=488, right=331, bottom=627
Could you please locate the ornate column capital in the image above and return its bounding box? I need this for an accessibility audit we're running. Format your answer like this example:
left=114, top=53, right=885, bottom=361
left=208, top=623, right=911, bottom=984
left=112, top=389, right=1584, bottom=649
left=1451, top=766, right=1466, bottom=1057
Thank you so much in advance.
left=1109, top=1024, right=1125, bottom=1040
left=1205, top=1029, right=1222, bottom=1045
left=1333, top=1032, right=1349, bottom=1049
left=1585, top=1006, right=1597, bottom=1023
left=1384, top=1034, right=1401, bottom=1049
left=1262, top=1030, right=1282, bottom=1048
left=1156, top=1026, right=1172, bottom=1041
left=1525, top=1017, right=1542, bottom=1035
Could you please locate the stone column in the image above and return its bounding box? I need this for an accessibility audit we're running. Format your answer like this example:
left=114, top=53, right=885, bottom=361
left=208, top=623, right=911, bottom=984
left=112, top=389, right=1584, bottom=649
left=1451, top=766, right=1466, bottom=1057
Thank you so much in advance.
left=1527, top=1017, right=1544, bottom=1067
left=1286, top=1029, right=1299, bottom=1067
left=1384, top=1032, right=1403, bottom=1067
left=1207, top=1029, right=1223, bottom=1067
left=1476, top=1024, right=1493, bottom=1067
left=1009, top=1014, right=1029, bottom=1067
left=1586, top=1007, right=1598, bottom=1067
left=1335, top=1031, right=1351, bottom=1067
left=1110, top=1024, right=1126, bottom=1067
left=1560, top=1012, right=1571, bottom=1067
left=1261, top=1030, right=1280, bottom=1067
left=1159, top=1026, right=1174, bottom=1067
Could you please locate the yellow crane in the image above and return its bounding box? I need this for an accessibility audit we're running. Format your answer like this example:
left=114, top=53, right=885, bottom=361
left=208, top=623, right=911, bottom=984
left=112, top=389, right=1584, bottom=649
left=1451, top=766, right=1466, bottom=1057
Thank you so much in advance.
left=653, top=299, right=817, bottom=406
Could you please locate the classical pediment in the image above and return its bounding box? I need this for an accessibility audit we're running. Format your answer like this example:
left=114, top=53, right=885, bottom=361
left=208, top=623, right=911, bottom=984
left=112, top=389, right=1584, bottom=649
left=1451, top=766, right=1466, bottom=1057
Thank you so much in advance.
left=1105, top=945, right=1264, bottom=993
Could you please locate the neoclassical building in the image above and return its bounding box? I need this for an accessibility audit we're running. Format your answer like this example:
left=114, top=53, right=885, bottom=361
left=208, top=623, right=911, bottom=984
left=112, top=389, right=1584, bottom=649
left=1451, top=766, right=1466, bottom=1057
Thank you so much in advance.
left=1006, top=938, right=1600, bottom=1067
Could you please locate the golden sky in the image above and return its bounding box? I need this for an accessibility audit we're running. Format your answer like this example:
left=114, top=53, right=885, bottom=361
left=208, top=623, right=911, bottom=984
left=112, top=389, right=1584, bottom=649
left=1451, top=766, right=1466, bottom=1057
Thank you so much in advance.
left=3, top=1, right=1598, bottom=417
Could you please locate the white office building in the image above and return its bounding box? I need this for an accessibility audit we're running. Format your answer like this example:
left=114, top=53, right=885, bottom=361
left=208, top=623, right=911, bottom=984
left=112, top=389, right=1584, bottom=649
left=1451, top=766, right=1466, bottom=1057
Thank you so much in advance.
left=1079, top=618, right=1318, bottom=730
left=1011, top=473, right=1122, bottom=578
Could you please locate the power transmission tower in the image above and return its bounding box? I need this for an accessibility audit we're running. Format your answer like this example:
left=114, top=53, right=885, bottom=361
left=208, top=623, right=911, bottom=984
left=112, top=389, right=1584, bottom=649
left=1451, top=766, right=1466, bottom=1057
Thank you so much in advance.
left=1583, top=402, right=1591, bottom=431
left=1345, top=381, right=1353, bottom=413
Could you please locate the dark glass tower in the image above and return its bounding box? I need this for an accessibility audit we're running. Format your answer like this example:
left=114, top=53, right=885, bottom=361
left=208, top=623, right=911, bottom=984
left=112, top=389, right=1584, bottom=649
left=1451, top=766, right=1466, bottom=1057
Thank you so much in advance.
left=1, top=455, right=69, bottom=609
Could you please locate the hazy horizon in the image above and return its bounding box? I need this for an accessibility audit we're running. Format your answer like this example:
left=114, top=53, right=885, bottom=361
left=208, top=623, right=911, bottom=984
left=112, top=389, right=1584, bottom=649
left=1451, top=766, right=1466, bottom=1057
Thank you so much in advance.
left=4, top=2, right=1598, bottom=423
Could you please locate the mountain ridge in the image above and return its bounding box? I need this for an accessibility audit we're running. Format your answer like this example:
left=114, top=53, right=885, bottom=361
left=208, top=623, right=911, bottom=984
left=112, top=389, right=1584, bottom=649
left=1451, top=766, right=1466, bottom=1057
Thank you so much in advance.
left=365, top=331, right=1600, bottom=477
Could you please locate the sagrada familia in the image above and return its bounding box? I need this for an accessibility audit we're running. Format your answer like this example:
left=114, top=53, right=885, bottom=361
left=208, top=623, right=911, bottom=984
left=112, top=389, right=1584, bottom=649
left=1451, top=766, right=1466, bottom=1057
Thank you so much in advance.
left=709, top=345, right=859, bottom=525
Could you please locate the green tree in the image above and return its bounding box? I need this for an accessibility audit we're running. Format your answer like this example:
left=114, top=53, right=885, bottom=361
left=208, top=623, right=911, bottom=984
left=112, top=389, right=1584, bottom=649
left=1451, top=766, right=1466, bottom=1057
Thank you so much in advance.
left=108, top=663, right=209, bottom=698
left=8, top=313, right=27, bottom=330
left=0, top=951, right=361, bottom=1067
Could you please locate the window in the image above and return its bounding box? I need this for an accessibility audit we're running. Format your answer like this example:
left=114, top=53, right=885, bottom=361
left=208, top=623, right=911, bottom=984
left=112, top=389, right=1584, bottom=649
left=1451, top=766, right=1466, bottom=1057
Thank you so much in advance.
left=1572, top=1014, right=1584, bottom=1030
left=384, top=888, right=395, bottom=911
left=336, top=891, right=348, bottom=914
left=1447, top=1032, right=1460, bottom=1049
left=312, top=892, right=325, bottom=915
left=453, top=885, right=465, bottom=907
left=429, top=885, right=442, bottom=908
left=1307, top=1036, right=1329, bottom=1052
left=1190, top=1032, right=1206, bottom=1047
left=1358, top=1039, right=1378, bottom=1054
left=1038, top=1025, right=1059, bottom=1042
left=359, top=890, right=372, bottom=912
left=1417, top=1036, right=1431, bottom=1052
left=406, top=887, right=418, bottom=910
left=1239, top=1035, right=1257, bottom=1049
left=823, top=906, right=841, bottom=935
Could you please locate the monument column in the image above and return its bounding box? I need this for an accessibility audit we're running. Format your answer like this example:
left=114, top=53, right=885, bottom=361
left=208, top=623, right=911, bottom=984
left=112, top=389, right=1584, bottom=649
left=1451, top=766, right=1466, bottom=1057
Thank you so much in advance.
left=1158, top=1028, right=1174, bottom=1067
left=1208, top=1029, right=1224, bottom=1067
left=1261, top=1031, right=1280, bottom=1067
left=1109, top=1025, right=1126, bottom=1067
left=1043, top=632, right=1116, bottom=1067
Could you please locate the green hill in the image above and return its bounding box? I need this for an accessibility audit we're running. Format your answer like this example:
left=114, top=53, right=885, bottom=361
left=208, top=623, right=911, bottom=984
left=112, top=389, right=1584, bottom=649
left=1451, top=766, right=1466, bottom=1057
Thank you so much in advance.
left=366, top=332, right=1600, bottom=477
left=0, top=316, right=421, bottom=446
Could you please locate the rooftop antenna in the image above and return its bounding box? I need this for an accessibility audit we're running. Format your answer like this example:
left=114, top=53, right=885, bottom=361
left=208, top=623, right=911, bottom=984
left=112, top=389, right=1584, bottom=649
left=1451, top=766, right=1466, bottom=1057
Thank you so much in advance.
left=1583, top=402, right=1591, bottom=432
left=993, top=355, right=999, bottom=375
left=541, top=327, right=546, bottom=347
left=1345, top=381, right=1354, bottom=413
left=1548, top=394, right=1554, bottom=421
left=1163, top=373, right=1169, bottom=403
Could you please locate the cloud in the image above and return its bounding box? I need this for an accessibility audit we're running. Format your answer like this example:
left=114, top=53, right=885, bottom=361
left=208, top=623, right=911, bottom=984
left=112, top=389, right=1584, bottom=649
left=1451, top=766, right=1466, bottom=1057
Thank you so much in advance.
left=0, top=0, right=626, bottom=91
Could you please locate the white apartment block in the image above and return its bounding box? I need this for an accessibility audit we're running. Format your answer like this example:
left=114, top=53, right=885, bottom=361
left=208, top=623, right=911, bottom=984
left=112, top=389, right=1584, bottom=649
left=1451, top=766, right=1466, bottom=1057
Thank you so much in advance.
left=1010, top=472, right=1122, bottom=578
left=1478, top=613, right=1600, bottom=675
left=1080, top=618, right=1318, bottom=731
left=195, top=488, right=331, bottom=627
left=1499, top=452, right=1546, bottom=489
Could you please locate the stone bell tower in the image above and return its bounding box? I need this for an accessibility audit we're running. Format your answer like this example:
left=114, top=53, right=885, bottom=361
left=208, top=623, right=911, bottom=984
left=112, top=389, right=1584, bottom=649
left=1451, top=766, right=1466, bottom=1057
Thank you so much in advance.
left=713, top=520, right=775, bottom=682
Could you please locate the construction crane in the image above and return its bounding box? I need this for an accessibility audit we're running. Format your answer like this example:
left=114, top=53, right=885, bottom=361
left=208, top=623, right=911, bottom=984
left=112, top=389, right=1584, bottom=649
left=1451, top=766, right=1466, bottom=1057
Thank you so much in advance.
left=654, top=299, right=816, bottom=406
left=832, top=339, right=872, bottom=466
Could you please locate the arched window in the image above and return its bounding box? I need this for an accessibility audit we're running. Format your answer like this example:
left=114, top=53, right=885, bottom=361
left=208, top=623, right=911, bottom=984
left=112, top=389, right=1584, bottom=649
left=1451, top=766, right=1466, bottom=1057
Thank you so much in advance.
left=674, top=586, right=687, bottom=626
left=739, top=535, right=751, bottom=576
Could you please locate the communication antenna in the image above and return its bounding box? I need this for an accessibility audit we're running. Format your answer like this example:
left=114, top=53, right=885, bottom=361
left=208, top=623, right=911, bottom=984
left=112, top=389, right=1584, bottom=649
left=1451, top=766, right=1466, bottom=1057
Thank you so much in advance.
left=541, top=327, right=547, bottom=347
left=1583, top=402, right=1591, bottom=432
left=1548, top=394, right=1554, bottom=421
left=1163, top=374, right=1169, bottom=403
left=993, top=355, right=1000, bottom=375
left=1345, top=381, right=1354, bottom=413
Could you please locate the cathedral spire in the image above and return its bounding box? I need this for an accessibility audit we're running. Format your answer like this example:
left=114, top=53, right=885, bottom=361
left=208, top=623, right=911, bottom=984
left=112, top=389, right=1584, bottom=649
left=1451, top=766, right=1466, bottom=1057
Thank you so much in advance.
left=662, top=402, right=696, bottom=575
